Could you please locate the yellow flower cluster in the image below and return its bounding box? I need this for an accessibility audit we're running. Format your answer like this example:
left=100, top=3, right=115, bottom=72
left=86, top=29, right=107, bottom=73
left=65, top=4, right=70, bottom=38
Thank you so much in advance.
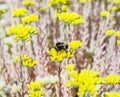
left=65, top=64, right=99, bottom=97
left=47, top=40, right=82, bottom=62
left=21, top=54, right=37, bottom=67
left=105, top=29, right=115, bottom=36
left=112, top=6, right=120, bottom=12
left=61, top=5, right=69, bottom=12
left=66, top=64, right=75, bottom=71
left=115, top=31, right=120, bottom=37
left=104, top=92, right=120, bottom=97
left=117, top=40, right=120, bottom=46
left=22, top=14, right=38, bottom=24
left=55, top=12, right=83, bottom=25
left=105, top=29, right=120, bottom=46
left=14, top=56, right=20, bottom=62
left=102, top=74, right=120, bottom=84
left=27, top=81, right=43, bottom=97
left=12, top=8, right=27, bottom=17
left=22, top=0, right=35, bottom=6
left=100, top=11, right=110, bottom=18
left=6, top=24, right=37, bottom=42
left=0, top=9, right=5, bottom=18
left=49, top=0, right=68, bottom=7
left=48, top=48, right=74, bottom=62
left=68, top=40, right=82, bottom=50
left=108, top=0, right=120, bottom=4
left=79, top=0, right=91, bottom=4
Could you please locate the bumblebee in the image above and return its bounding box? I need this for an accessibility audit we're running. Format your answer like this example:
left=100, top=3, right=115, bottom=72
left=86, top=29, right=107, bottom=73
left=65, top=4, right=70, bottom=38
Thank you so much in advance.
left=54, top=42, right=70, bottom=52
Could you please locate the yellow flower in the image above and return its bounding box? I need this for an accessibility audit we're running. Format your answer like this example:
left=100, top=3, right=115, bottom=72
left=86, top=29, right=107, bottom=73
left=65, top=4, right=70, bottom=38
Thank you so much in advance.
left=97, top=77, right=105, bottom=84
left=100, top=11, right=110, bottom=18
left=79, top=0, right=91, bottom=4
left=22, top=14, right=38, bottom=24
left=65, top=68, right=100, bottom=97
left=22, top=0, right=35, bottom=6
left=68, top=40, right=82, bottom=50
left=0, top=9, right=5, bottom=18
left=49, top=0, right=68, bottom=7
left=66, top=64, right=75, bottom=71
left=115, top=31, right=120, bottom=37
left=62, top=5, right=69, bottom=12
left=105, top=29, right=115, bottom=36
left=103, top=74, right=120, bottom=84
left=12, top=8, right=27, bottom=17
left=113, top=0, right=120, bottom=4
left=55, top=12, right=83, bottom=25
left=117, top=40, right=120, bottom=46
left=14, top=56, right=20, bottom=62
left=27, top=81, right=43, bottom=97
left=104, top=92, right=120, bottom=97
left=6, top=24, right=37, bottom=42
left=48, top=40, right=82, bottom=62
left=64, top=80, right=72, bottom=88
left=22, top=54, right=37, bottom=67
left=112, top=6, right=120, bottom=12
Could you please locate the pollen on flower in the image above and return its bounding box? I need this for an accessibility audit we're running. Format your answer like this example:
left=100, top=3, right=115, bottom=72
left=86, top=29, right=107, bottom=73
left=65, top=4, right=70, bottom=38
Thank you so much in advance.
left=12, top=8, right=27, bottom=17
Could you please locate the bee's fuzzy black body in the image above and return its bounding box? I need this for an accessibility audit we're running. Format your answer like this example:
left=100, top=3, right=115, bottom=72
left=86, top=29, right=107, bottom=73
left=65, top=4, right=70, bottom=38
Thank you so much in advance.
left=54, top=42, right=69, bottom=52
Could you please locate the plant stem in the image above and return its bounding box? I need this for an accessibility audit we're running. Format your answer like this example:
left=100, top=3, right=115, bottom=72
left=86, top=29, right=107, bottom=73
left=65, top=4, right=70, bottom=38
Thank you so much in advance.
left=58, top=63, right=62, bottom=97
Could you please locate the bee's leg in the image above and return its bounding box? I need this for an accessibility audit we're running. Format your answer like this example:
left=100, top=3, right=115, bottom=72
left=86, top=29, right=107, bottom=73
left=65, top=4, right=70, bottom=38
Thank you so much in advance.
left=54, top=47, right=58, bottom=51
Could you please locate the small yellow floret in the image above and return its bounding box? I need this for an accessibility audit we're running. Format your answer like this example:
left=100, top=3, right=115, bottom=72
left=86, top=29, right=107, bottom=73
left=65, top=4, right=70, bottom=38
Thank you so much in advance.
left=22, top=54, right=37, bottom=67
left=66, top=64, right=75, bottom=71
left=55, top=12, right=83, bottom=25
left=14, top=56, right=20, bottom=62
left=22, top=0, right=35, bottom=6
left=100, top=11, right=110, bottom=18
left=79, top=0, right=91, bottom=4
left=104, top=92, right=120, bottom=97
left=117, top=40, right=120, bottom=46
left=27, top=81, right=43, bottom=97
left=22, top=14, right=38, bottom=24
left=115, top=31, right=120, bottom=37
left=49, top=0, right=68, bottom=7
left=105, top=29, right=115, bottom=36
left=103, top=74, right=120, bottom=84
left=12, top=8, right=27, bottom=17
left=68, top=40, right=82, bottom=50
